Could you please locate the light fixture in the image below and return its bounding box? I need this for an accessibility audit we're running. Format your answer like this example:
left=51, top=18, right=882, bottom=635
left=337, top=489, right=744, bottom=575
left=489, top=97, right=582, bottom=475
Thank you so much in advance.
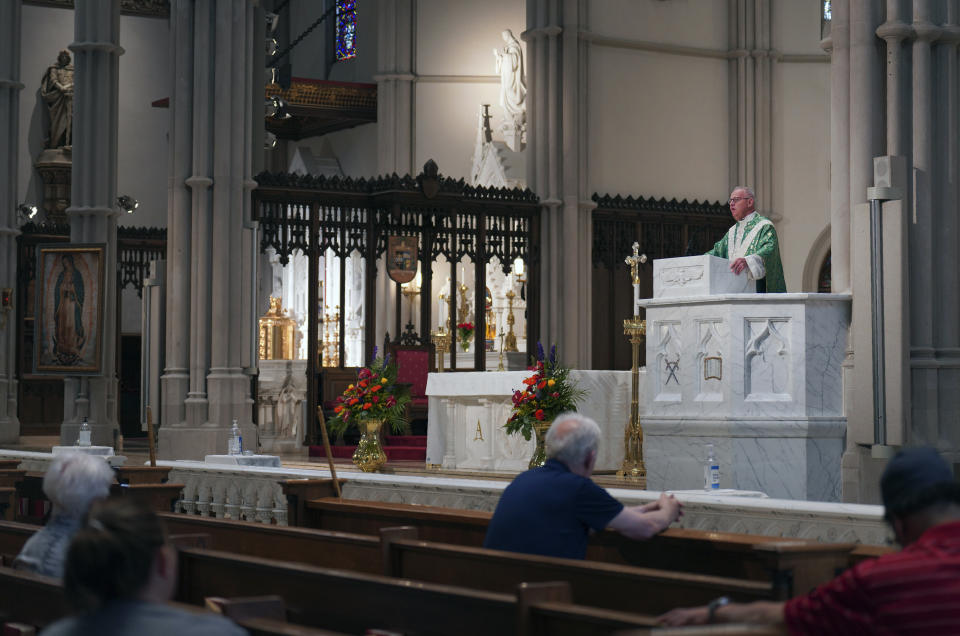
left=116, top=195, right=139, bottom=214
left=266, top=37, right=279, bottom=58
left=17, top=204, right=38, bottom=222
left=265, top=96, right=291, bottom=120
left=513, top=257, right=526, bottom=283
left=265, top=11, right=280, bottom=35
left=265, top=131, right=278, bottom=150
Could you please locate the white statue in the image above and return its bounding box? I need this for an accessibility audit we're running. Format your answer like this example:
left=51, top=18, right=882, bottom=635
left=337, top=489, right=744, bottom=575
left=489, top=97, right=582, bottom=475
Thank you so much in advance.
left=274, top=368, right=301, bottom=439
left=493, top=29, right=526, bottom=150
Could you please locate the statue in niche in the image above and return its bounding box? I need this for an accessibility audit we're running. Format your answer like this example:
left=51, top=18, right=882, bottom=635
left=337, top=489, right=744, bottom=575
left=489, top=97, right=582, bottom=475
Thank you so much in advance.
left=274, top=365, right=302, bottom=440
left=493, top=29, right=526, bottom=151
left=41, top=50, right=74, bottom=150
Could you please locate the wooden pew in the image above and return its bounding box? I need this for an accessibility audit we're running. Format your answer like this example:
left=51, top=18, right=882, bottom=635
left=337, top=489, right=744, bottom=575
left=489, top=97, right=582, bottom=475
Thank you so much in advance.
left=176, top=548, right=660, bottom=635
left=301, top=497, right=857, bottom=598
left=0, top=564, right=344, bottom=635
left=159, top=514, right=774, bottom=613
left=379, top=527, right=775, bottom=613
left=0, top=520, right=36, bottom=563
left=159, top=513, right=383, bottom=574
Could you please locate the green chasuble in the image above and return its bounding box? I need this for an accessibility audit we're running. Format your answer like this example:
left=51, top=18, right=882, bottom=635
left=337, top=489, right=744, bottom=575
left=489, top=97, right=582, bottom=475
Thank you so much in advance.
left=706, top=213, right=786, bottom=293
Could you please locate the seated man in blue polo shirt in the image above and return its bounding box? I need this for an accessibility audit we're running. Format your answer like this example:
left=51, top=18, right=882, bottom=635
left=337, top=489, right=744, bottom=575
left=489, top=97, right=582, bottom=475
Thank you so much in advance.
left=484, top=412, right=682, bottom=559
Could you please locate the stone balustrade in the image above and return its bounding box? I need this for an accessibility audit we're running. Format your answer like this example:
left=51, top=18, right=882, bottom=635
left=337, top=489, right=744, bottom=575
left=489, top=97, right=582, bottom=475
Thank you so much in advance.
left=0, top=450, right=889, bottom=543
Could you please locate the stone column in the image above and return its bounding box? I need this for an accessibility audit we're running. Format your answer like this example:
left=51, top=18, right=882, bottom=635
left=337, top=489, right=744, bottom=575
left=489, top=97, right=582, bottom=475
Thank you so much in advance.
left=375, top=0, right=415, bottom=176
left=159, top=0, right=259, bottom=459
left=161, top=0, right=194, bottom=434
left=0, top=0, right=22, bottom=443
left=61, top=0, right=123, bottom=446
left=824, top=0, right=851, bottom=293
left=909, top=0, right=940, bottom=443
left=728, top=0, right=772, bottom=214
left=526, top=0, right=593, bottom=369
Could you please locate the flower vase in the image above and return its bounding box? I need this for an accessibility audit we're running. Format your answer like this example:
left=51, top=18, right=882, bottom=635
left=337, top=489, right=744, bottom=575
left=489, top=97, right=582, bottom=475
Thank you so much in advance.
left=352, top=418, right=387, bottom=472
left=529, top=420, right=550, bottom=469
left=459, top=337, right=471, bottom=353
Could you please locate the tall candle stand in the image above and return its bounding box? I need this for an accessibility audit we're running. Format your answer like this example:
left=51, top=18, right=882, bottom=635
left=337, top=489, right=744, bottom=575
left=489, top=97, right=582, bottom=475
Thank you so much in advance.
left=431, top=329, right=452, bottom=372
left=504, top=289, right=519, bottom=352
left=618, top=242, right=648, bottom=484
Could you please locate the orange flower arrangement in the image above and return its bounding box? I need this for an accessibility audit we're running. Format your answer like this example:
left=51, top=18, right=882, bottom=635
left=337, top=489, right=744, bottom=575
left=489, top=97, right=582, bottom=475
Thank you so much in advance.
left=329, top=348, right=411, bottom=436
left=504, top=343, right=584, bottom=440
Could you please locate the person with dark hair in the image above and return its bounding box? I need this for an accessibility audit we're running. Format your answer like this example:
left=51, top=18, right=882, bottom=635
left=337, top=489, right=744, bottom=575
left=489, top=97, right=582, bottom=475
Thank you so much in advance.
left=40, top=498, right=245, bottom=636
left=14, top=453, right=115, bottom=578
left=484, top=412, right=682, bottom=559
left=659, top=446, right=960, bottom=633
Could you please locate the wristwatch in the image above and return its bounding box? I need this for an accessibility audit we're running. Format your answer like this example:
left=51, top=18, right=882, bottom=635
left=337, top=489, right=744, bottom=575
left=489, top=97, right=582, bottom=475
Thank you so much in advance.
left=707, top=596, right=730, bottom=623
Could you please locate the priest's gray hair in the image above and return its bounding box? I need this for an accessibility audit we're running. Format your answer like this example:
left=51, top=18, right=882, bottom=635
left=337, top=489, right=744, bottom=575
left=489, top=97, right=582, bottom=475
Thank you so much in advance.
left=545, top=412, right=601, bottom=467
left=732, top=185, right=755, bottom=199
left=43, top=453, right=116, bottom=517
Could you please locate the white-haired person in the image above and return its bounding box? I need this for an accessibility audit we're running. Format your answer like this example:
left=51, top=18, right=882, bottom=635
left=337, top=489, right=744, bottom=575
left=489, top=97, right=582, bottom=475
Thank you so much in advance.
left=13, top=452, right=115, bottom=578
left=40, top=498, right=245, bottom=635
left=484, top=412, right=682, bottom=559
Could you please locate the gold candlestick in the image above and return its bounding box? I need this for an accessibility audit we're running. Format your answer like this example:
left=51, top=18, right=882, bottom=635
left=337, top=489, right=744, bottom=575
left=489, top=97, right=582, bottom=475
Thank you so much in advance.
left=497, top=333, right=506, bottom=371
left=431, top=329, right=452, bottom=372
left=504, top=289, right=518, bottom=352
left=618, top=242, right=647, bottom=485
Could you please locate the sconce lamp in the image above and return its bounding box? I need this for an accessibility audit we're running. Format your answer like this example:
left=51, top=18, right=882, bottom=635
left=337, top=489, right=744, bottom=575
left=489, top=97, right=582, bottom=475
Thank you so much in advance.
left=116, top=195, right=139, bottom=214
left=513, top=257, right=526, bottom=284
left=17, top=204, right=38, bottom=222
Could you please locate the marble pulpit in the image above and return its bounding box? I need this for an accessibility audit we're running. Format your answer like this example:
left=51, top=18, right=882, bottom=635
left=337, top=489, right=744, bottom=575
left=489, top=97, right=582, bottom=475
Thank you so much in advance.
left=426, top=370, right=635, bottom=472
left=638, top=255, right=851, bottom=501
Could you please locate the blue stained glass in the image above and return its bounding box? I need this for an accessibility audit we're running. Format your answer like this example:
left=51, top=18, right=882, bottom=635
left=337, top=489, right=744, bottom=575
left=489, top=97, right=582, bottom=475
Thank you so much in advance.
left=336, top=0, right=357, bottom=61
left=823, top=0, right=832, bottom=21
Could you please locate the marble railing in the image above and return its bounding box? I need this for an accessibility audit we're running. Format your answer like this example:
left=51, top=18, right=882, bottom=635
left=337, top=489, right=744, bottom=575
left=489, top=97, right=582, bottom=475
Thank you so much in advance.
left=0, top=450, right=890, bottom=543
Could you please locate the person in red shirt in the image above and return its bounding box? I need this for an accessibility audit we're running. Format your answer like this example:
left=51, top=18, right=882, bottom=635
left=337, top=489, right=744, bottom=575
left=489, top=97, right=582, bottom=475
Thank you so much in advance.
left=658, top=446, right=960, bottom=634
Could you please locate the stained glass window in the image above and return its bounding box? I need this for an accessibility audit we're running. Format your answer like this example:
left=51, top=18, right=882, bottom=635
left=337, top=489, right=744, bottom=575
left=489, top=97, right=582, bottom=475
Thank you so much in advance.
left=336, top=0, right=357, bottom=61
left=823, top=0, right=832, bottom=22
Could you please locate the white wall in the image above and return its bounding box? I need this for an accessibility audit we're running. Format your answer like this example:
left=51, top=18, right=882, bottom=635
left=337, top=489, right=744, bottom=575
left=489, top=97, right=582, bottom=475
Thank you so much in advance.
left=586, top=1, right=729, bottom=201
left=414, top=0, right=524, bottom=180
left=770, top=0, right=830, bottom=291
left=17, top=6, right=169, bottom=229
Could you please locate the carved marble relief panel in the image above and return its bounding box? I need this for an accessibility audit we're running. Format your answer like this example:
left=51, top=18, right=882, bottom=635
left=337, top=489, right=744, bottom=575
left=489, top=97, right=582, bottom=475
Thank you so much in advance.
left=655, top=320, right=682, bottom=402
left=695, top=319, right=724, bottom=401
left=744, top=318, right=791, bottom=400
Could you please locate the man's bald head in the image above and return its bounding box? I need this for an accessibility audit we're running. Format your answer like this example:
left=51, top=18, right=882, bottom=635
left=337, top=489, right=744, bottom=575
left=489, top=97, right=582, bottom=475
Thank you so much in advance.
left=545, top=413, right=600, bottom=475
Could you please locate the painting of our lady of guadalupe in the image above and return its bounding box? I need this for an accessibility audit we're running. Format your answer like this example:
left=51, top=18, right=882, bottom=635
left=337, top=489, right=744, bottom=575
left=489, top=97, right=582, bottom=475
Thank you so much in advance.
left=35, top=244, right=105, bottom=374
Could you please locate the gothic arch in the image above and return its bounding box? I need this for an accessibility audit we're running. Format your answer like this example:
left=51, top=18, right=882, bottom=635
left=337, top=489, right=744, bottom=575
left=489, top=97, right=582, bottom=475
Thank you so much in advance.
left=802, top=224, right=832, bottom=292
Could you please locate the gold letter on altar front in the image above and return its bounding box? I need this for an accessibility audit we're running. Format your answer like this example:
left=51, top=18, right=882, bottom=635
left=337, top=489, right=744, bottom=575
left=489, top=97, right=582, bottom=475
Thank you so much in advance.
left=473, top=420, right=484, bottom=441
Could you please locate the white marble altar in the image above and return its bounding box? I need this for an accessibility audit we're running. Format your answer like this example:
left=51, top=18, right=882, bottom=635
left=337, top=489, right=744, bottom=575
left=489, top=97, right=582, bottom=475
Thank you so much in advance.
left=639, top=259, right=851, bottom=502
left=425, top=370, right=636, bottom=471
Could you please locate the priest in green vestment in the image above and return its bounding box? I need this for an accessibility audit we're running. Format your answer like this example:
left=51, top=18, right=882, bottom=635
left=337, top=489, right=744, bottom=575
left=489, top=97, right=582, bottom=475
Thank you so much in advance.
left=706, top=186, right=786, bottom=293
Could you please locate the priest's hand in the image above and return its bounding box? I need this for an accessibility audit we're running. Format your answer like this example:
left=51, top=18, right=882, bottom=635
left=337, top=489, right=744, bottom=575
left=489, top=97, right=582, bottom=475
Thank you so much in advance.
left=730, top=257, right=748, bottom=275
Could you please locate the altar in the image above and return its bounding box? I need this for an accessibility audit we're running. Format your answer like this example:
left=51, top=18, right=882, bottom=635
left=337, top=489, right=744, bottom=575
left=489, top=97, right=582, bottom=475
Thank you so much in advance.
left=638, top=255, right=851, bottom=502
left=425, top=370, right=635, bottom=472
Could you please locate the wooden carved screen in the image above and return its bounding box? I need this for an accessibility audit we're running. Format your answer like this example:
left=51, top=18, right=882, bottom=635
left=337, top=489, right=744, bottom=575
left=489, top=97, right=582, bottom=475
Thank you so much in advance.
left=591, top=195, right=730, bottom=370
left=253, top=161, right=540, bottom=444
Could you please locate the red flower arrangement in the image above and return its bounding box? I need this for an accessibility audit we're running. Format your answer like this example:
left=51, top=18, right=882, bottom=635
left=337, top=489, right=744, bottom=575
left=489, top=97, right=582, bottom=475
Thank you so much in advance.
left=456, top=322, right=475, bottom=352
left=328, top=349, right=411, bottom=436
left=504, top=343, right=584, bottom=441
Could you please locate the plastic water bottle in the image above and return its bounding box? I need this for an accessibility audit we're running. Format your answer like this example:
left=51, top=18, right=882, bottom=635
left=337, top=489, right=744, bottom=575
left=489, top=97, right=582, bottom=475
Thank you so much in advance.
left=77, top=417, right=91, bottom=447
left=704, top=444, right=720, bottom=491
left=228, top=419, right=242, bottom=456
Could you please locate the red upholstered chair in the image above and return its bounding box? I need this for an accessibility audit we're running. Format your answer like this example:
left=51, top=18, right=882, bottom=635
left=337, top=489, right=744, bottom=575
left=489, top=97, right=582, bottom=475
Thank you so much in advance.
left=387, top=343, right=435, bottom=425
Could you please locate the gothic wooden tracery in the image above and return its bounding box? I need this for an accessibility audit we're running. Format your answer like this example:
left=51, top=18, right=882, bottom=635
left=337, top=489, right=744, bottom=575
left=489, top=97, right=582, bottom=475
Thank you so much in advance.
left=253, top=160, right=540, bottom=443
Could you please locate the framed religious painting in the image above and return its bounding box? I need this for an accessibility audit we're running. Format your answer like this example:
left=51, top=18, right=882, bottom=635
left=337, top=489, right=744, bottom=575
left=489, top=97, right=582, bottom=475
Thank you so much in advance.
left=34, top=244, right=106, bottom=375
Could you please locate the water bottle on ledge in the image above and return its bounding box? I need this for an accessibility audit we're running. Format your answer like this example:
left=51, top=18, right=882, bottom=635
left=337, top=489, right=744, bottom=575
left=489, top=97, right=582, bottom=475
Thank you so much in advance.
left=77, top=417, right=91, bottom=447
left=704, top=443, right=719, bottom=491
left=228, top=419, right=242, bottom=456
